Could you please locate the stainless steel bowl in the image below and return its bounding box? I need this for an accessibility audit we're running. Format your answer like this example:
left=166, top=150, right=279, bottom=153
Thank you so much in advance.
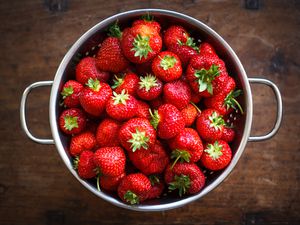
left=20, top=9, right=282, bottom=211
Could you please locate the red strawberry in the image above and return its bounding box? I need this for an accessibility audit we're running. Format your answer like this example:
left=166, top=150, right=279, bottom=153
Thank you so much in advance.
left=118, top=173, right=151, bottom=204
left=106, top=90, right=138, bottom=121
left=196, top=109, right=225, bottom=142
left=128, top=140, right=169, bottom=175
left=76, top=57, right=110, bottom=84
left=181, top=103, right=200, bottom=127
left=132, top=14, right=161, bottom=33
left=74, top=150, right=96, bottom=179
left=150, top=104, right=185, bottom=139
left=190, top=88, right=202, bottom=104
left=169, top=128, right=203, bottom=166
left=100, top=172, right=125, bottom=191
left=164, top=163, right=205, bottom=196
left=204, top=89, right=244, bottom=116
left=121, top=24, right=162, bottom=64
left=164, top=25, right=199, bottom=66
left=119, top=118, right=156, bottom=152
left=59, top=108, right=86, bottom=135
left=163, top=80, right=191, bottom=110
left=93, top=147, right=126, bottom=177
left=199, top=42, right=216, bottom=56
left=152, top=51, right=182, bottom=82
left=111, top=72, right=139, bottom=96
left=79, top=78, right=112, bottom=117
left=69, top=131, right=96, bottom=156
left=61, top=80, right=83, bottom=108
left=149, top=95, right=164, bottom=110
left=147, top=175, right=165, bottom=200
left=201, top=140, right=232, bottom=171
left=136, top=74, right=163, bottom=100
left=96, top=118, right=121, bottom=147
left=135, top=59, right=153, bottom=76
left=186, top=54, right=228, bottom=97
left=96, top=23, right=129, bottom=73
left=222, top=127, right=236, bottom=143
left=136, top=100, right=151, bottom=119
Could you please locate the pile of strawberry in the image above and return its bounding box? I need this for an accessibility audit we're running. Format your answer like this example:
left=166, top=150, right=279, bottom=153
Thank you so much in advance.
left=58, top=15, right=244, bottom=205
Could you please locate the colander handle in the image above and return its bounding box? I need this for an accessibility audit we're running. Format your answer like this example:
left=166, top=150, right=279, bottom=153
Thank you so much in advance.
left=20, top=81, right=54, bottom=145
left=248, top=78, right=283, bottom=142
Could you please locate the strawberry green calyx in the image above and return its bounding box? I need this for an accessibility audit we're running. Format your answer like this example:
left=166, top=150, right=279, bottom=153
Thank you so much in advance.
left=73, top=156, right=79, bottom=170
left=168, top=174, right=191, bottom=197
left=224, top=89, right=244, bottom=114
left=128, top=128, right=150, bottom=152
left=205, top=141, right=223, bottom=160
left=86, top=78, right=101, bottom=92
left=149, top=109, right=160, bottom=130
left=124, top=190, right=139, bottom=204
left=112, top=90, right=129, bottom=105
left=160, top=55, right=177, bottom=70
left=108, top=21, right=122, bottom=38
left=209, top=111, right=225, bottom=131
left=61, top=86, right=73, bottom=99
left=178, top=37, right=199, bottom=52
left=194, top=64, right=220, bottom=94
left=149, top=175, right=160, bottom=186
left=170, top=149, right=191, bottom=169
left=139, top=74, right=158, bottom=91
left=131, top=34, right=153, bottom=59
left=112, top=74, right=124, bottom=89
left=141, top=13, right=154, bottom=21
left=64, top=115, right=78, bottom=131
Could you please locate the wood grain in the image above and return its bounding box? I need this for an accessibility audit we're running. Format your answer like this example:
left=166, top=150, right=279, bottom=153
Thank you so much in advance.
left=0, top=0, right=299, bottom=224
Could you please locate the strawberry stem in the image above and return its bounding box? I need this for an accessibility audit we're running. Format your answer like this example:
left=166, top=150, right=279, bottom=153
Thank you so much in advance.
left=86, top=78, right=101, bottom=92
left=127, top=128, right=150, bottom=152
left=141, top=13, right=153, bottom=21
left=170, top=149, right=191, bottom=170
left=73, top=156, right=79, bottom=170
left=168, top=174, right=191, bottom=197
left=194, top=64, right=220, bottom=94
left=124, top=190, right=139, bottom=204
left=208, top=111, right=225, bottom=131
left=204, top=141, right=223, bottom=160
left=224, top=90, right=244, bottom=114
left=149, top=175, right=160, bottom=186
left=112, top=74, right=124, bottom=89
left=112, top=90, right=129, bottom=105
left=149, top=109, right=160, bottom=130
left=96, top=175, right=101, bottom=192
left=64, top=115, right=78, bottom=131
left=139, top=74, right=159, bottom=92
left=108, top=21, right=122, bottom=38
left=61, top=86, right=73, bottom=99
left=131, top=34, right=153, bottom=59
left=189, top=101, right=201, bottom=113
left=160, top=55, right=177, bottom=70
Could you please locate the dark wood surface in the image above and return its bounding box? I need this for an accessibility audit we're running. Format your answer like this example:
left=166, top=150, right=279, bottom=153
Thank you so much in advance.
left=0, top=0, right=299, bottom=224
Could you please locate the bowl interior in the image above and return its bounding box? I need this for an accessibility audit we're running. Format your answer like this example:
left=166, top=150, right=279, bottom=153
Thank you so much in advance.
left=50, top=9, right=252, bottom=211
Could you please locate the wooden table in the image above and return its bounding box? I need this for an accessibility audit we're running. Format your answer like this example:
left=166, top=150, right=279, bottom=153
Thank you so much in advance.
left=0, top=0, right=299, bottom=224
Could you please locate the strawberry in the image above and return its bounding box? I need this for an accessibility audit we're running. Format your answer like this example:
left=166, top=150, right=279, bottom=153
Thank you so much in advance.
left=135, top=59, right=153, bottom=76
left=106, top=90, right=138, bottom=121
left=149, top=95, right=164, bottom=110
left=73, top=150, right=96, bottom=179
left=61, top=80, right=83, bottom=108
left=150, top=104, right=185, bottom=139
left=204, top=89, right=244, bottom=116
left=169, top=128, right=203, bottom=167
left=128, top=140, right=169, bottom=175
left=111, top=72, right=139, bottom=96
left=117, top=173, right=151, bottom=204
left=132, top=14, right=161, bottom=33
left=186, top=54, right=228, bottom=97
left=75, top=57, right=110, bottom=85
left=180, top=103, right=200, bottom=127
left=196, top=109, right=225, bottom=142
left=222, top=127, right=236, bottom=143
left=121, top=24, right=162, bottom=64
left=69, top=131, right=96, bottom=156
left=96, top=23, right=129, bottom=73
left=163, top=80, right=191, bottom=110
left=199, top=42, right=216, bottom=56
left=100, top=172, right=125, bottom=191
left=59, top=108, right=86, bottom=134
left=151, top=51, right=182, bottom=82
left=79, top=78, right=112, bottom=117
left=96, top=118, right=121, bottom=147
left=136, top=74, right=163, bottom=101
left=93, top=147, right=126, bottom=177
left=136, top=100, right=151, bottom=119
left=164, top=162, right=205, bottom=196
left=147, top=175, right=165, bottom=200
left=201, top=140, right=232, bottom=171
left=119, top=118, right=156, bottom=152
left=164, top=25, right=199, bottom=66
left=190, top=88, right=202, bottom=104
